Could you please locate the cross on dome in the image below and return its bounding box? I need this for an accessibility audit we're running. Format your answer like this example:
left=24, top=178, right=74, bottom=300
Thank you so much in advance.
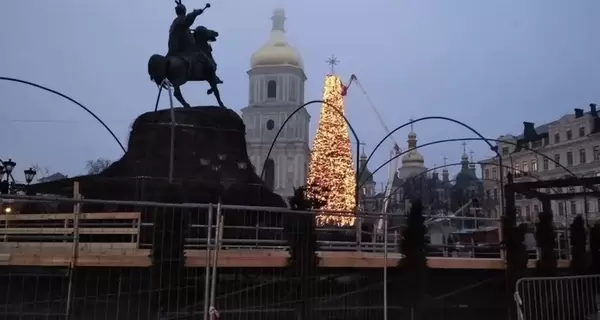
left=250, top=8, right=303, bottom=69
left=271, top=8, right=286, bottom=31
left=359, top=142, right=367, bottom=157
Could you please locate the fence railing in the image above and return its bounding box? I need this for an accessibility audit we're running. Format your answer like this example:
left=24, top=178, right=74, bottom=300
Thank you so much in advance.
left=0, top=193, right=505, bottom=256
left=515, top=274, right=600, bottom=320
left=0, top=192, right=581, bottom=319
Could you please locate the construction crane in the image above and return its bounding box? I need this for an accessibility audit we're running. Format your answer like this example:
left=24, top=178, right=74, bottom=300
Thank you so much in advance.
left=348, top=75, right=403, bottom=237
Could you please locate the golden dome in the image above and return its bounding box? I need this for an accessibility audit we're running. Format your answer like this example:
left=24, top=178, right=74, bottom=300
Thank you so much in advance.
left=250, top=9, right=303, bottom=69
left=402, top=131, right=425, bottom=167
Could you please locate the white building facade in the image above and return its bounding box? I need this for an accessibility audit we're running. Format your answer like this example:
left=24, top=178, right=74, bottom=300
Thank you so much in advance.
left=480, top=104, right=600, bottom=221
left=241, top=9, right=310, bottom=198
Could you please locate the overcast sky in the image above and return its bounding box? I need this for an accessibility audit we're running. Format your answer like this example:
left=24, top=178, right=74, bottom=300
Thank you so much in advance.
left=1, top=0, right=599, bottom=186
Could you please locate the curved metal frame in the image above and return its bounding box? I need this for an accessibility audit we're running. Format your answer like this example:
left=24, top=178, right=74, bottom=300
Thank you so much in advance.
left=359, top=117, right=504, bottom=215
left=381, top=161, right=559, bottom=206
left=0, top=77, right=126, bottom=153
left=259, top=99, right=361, bottom=202
left=358, top=137, right=597, bottom=195
left=360, top=117, right=498, bottom=178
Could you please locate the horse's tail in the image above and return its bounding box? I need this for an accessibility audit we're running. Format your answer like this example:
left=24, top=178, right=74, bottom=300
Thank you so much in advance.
left=148, top=54, right=168, bottom=86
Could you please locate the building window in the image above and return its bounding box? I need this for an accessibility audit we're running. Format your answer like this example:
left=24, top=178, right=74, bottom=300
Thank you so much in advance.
left=543, top=158, right=549, bottom=171
left=289, top=78, right=298, bottom=101
left=515, top=163, right=520, bottom=176
left=493, top=188, right=498, bottom=200
left=533, top=204, right=539, bottom=213
left=522, top=161, right=529, bottom=173
left=502, top=147, right=509, bottom=156
left=484, top=169, right=490, bottom=179
left=594, top=146, right=600, bottom=161
left=516, top=206, right=522, bottom=217
left=266, top=119, right=275, bottom=131
left=531, top=159, right=538, bottom=172
left=267, top=80, right=277, bottom=98
left=567, top=151, right=573, bottom=166
left=558, top=202, right=564, bottom=215
left=492, top=168, right=497, bottom=179
left=580, top=149, right=587, bottom=164
left=579, top=126, right=586, bottom=137
left=554, top=133, right=560, bottom=144
left=486, top=190, right=491, bottom=199
left=585, top=200, right=590, bottom=213
left=566, top=130, right=573, bottom=140
left=570, top=201, right=577, bottom=214
left=525, top=205, right=530, bottom=217
left=554, top=154, right=560, bottom=168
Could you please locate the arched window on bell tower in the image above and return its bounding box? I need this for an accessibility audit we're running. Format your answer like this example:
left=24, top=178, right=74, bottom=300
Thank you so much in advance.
left=267, top=80, right=277, bottom=98
left=264, top=158, right=275, bottom=190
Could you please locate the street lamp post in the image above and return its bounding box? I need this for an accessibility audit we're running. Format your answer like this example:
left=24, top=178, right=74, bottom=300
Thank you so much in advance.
left=0, top=160, right=37, bottom=195
left=24, top=168, right=37, bottom=185
left=0, top=159, right=16, bottom=194
left=24, top=167, right=37, bottom=195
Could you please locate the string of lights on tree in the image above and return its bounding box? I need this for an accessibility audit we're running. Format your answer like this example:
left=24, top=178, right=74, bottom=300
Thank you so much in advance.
left=306, top=73, right=356, bottom=226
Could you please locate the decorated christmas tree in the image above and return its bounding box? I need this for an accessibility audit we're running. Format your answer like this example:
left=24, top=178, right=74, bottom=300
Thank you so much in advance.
left=306, top=74, right=356, bottom=226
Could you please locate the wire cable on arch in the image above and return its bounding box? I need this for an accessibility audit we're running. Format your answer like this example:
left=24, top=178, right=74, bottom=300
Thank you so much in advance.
left=0, top=77, right=126, bottom=153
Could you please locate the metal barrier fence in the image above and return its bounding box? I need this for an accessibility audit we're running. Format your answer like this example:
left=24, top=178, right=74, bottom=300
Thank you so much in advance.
left=515, top=275, right=600, bottom=320
left=0, top=193, right=506, bottom=319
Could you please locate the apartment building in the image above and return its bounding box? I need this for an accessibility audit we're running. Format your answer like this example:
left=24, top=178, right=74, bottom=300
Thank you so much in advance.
left=480, top=103, right=600, bottom=222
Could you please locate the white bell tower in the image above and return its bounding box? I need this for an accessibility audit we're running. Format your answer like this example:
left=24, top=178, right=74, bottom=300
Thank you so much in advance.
left=241, top=8, right=310, bottom=198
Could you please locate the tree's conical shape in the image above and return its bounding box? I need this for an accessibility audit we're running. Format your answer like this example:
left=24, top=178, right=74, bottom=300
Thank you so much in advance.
left=306, top=74, right=356, bottom=226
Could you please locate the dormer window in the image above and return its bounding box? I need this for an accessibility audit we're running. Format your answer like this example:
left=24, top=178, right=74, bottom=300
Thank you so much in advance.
left=579, top=126, right=586, bottom=137
left=554, top=133, right=560, bottom=144
left=566, top=130, right=572, bottom=140
left=502, top=147, right=509, bottom=156
left=267, top=80, right=277, bottom=98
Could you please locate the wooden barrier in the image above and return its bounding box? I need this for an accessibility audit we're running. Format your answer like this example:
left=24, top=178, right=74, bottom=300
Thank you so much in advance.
left=0, top=211, right=150, bottom=267
left=184, top=249, right=571, bottom=269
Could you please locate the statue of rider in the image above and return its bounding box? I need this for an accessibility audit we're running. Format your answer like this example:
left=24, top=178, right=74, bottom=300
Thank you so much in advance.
left=167, top=1, right=205, bottom=74
left=192, top=26, right=222, bottom=84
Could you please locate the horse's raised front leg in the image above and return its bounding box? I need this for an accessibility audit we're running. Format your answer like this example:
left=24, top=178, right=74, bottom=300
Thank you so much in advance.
left=207, top=80, right=225, bottom=108
left=173, top=86, right=191, bottom=108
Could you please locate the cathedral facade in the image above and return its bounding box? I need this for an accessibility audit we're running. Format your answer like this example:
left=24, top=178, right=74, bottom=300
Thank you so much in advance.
left=241, top=9, right=310, bottom=198
left=388, top=129, right=453, bottom=215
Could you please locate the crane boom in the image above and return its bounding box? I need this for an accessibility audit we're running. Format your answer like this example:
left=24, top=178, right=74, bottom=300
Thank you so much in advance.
left=351, top=76, right=401, bottom=150
left=349, top=75, right=403, bottom=237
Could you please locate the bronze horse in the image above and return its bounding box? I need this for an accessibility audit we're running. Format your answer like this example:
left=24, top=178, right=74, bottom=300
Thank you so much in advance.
left=147, top=25, right=224, bottom=108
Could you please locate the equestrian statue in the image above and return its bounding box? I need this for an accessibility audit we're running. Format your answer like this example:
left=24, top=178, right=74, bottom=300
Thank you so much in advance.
left=147, top=0, right=225, bottom=108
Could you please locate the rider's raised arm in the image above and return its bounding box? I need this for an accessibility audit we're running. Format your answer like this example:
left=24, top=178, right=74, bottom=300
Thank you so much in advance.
left=182, top=9, right=204, bottom=28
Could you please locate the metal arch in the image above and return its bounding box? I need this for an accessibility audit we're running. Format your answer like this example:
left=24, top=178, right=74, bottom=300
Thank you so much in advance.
left=0, top=77, right=126, bottom=153
left=360, top=117, right=497, bottom=180
left=358, top=137, right=595, bottom=193
left=380, top=161, right=559, bottom=205
left=259, top=99, right=361, bottom=180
